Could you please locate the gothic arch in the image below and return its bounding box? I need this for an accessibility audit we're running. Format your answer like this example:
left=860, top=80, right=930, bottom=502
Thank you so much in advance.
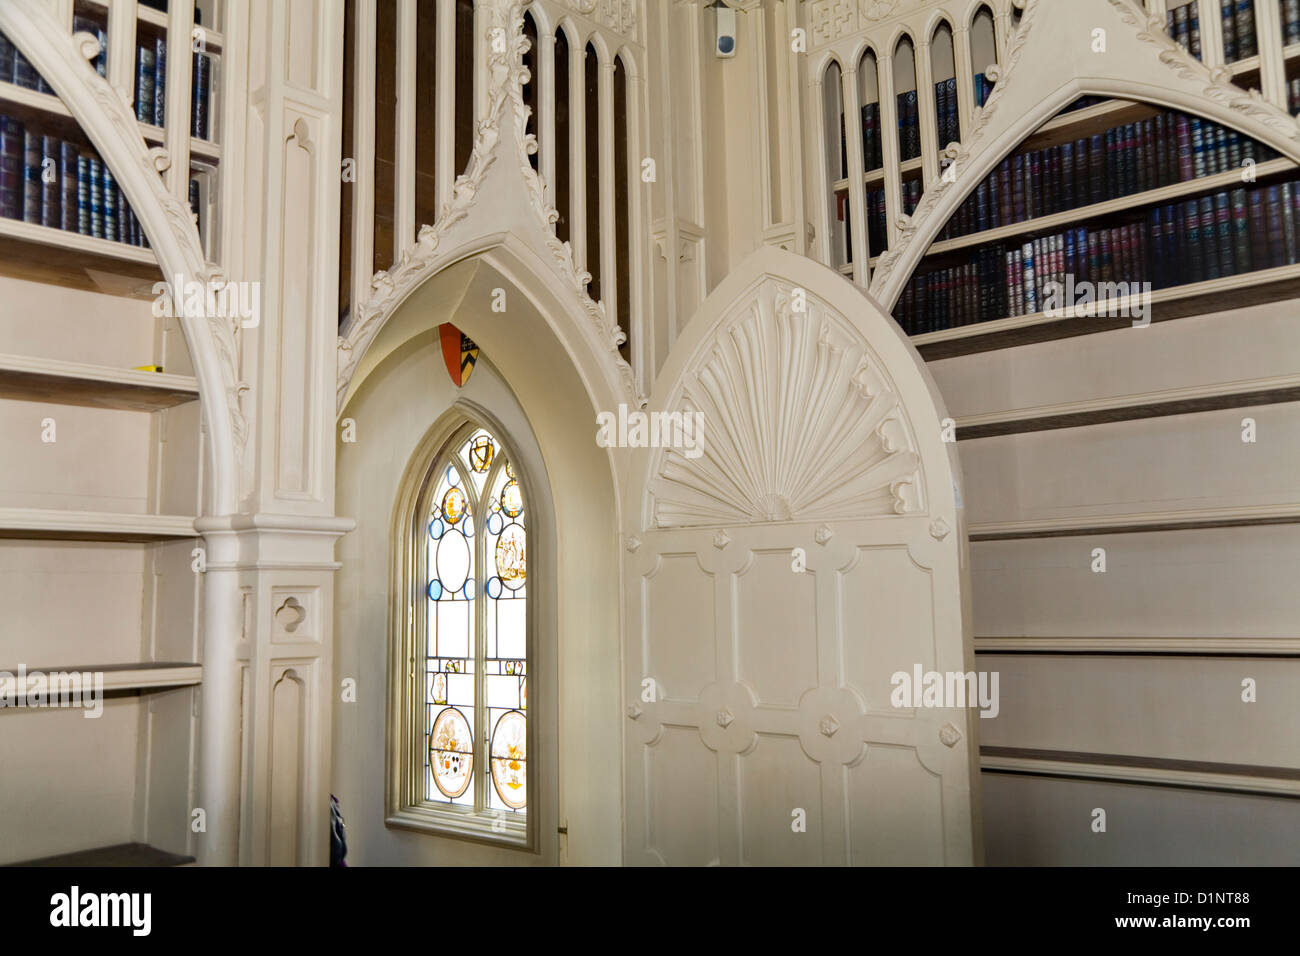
left=868, top=0, right=1300, bottom=310
left=337, top=0, right=639, bottom=414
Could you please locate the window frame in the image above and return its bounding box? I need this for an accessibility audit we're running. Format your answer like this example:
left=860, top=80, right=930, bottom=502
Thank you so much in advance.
left=386, top=413, right=538, bottom=850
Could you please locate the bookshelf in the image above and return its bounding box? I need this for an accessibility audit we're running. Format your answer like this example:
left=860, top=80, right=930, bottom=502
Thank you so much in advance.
left=0, top=0, right=220, bottom=866
left=0, top=0, right=223, bottom=273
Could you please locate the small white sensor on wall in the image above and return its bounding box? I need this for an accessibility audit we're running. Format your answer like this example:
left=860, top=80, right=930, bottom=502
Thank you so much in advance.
left=715, top=4, right=736, bottom=58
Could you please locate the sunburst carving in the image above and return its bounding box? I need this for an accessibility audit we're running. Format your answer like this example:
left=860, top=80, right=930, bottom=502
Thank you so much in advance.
left=649, top=280, right=923, bottom=528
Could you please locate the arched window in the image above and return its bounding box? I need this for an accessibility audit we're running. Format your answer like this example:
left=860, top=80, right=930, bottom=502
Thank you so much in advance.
left=970, top=5, right=997, bottom=107
left=414, top=421, right=530, bottom=827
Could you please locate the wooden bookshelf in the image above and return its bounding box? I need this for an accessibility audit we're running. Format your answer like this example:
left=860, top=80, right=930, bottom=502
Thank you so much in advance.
left=0, top=220, right=160, bottom=296
left=0, top=353, right=199, bottom=410
left=871, top=157, right=1299, bottom=268
left=0, top=507, right=197, bottom=542
left=912, top=262, right=1300, bottom=359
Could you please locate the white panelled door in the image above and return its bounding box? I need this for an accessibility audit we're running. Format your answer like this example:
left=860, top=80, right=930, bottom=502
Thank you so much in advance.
left=622, top=249, right=978, bottom=865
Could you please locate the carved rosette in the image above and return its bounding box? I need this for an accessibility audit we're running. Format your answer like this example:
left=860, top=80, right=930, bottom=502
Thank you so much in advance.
left=649, top=280, right=923, bottom=528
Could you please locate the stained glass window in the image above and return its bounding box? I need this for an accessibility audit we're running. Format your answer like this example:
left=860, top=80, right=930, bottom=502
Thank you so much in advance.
left=425, top=425, right=527, bottom=817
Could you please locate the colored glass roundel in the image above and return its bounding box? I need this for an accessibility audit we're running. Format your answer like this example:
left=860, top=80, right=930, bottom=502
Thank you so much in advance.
left=501, top=479, right=524, bottom=517
left=442, top=486, right=467, bottom=525
left=490, top=710, right=527, bottom=809
left=430, top=707, right=474, bottom=798
left=470, top=435, right=494, bottom=473
left=496, top=524, right=526, bottom=589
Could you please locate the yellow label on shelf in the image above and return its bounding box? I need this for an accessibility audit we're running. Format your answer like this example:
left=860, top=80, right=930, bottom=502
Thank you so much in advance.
left=133, top=365, right=164, bottom=373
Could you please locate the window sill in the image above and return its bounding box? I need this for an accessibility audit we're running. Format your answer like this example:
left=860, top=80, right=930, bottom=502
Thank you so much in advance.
left=386, top=804, right=531, bottom=849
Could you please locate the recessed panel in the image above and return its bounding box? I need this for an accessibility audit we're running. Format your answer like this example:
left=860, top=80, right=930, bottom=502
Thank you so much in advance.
left=736, top=551, right=817, bottom=707
left=644, top=554, right=714, bottom=700
left=847, top=745, right=944, bottom=865
left=646, top=727, right=719, bottom=866
left=841, top=546, right=935, bottom=712
left=740, top=733, right=823, bottom=866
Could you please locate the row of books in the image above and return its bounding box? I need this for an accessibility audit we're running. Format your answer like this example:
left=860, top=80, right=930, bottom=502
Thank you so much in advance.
left=0, top=32, right=56, bottom=94
left=973, top=72, right=994, bottom=109
left=0, top=116, right=149, bottom=246
left=1167, top=0, right=1258, bottom=63
left=1288, top=76, right=1300, bottom=114
left=896, top=177, right=1300, bottom=334
left=129, top=38, right=214, bottom=140
left=939, top=110, right=1276, bottom=241
left=1, top=24, right=213, bottom=142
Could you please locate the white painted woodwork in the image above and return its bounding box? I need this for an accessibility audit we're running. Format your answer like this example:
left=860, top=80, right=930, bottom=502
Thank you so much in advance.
left=622, top=247, right=979, bottom=865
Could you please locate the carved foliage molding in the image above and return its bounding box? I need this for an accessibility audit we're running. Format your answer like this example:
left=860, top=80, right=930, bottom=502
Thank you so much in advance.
left=648, top=279, right=923, bottom=528
left=562, top=0, right=638, bottom=40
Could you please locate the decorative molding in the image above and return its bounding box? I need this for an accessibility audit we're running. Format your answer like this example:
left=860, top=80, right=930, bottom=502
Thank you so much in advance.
left=563, top=0, right=638, bottom=39
left=649, top=279, right=923, bottom=528
left=512, top=3, right=642, bottom=405
left=814, top=523, right=833, bottom=545
left=337, top=0, right=640, bottom=412
left=939, top=722, right=962, bottom=747
left=869, top=0, right=1040, bottom=294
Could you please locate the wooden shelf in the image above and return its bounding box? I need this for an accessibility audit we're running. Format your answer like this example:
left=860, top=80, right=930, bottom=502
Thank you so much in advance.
left=968, top=502, right=1300, bottom=541
left=0, top=353, right=198, bottom=411
left=0, top=661, right=201, bottom=695
left=0, top=217, right=161, bottom=297
left=954, top=373, right=1300, bottom=439
left=78, top=0, right=224, bottom=52
left=912, top=262, right=1300, bottom=359
left=0, top=81, right=221, bottom=165
left=6, top=842, right=194, bottom=867
left=0, top=508, right=197, bottom=542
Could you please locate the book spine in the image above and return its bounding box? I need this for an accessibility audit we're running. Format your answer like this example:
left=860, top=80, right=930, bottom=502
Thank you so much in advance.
left=0, top=117, right=21, bottom=220
left=1248, top=188, right=1267, bottom=273
left=1288, top=0, right=1300, bottom=46
left=1236, top=0, right=1256, bottom=60
left=40, top=134, right=58, bottom=229
left=1279, top=182, right=1296, bottom=266
left=1190, top=2, right=1202, bottom=58
left=76, top=154, right=89, bottom=235
left=117, top=185, right=130, bottom=244
left=0, top=34, right=13, bottom=82
left=1265, top=184, right=1285, bottom=270
left=136, top=45, right=157, bottom=125
left=1220, top=0, right=1238, bottom=62
left=1215, top=191, right=1233, bottom=274
left=1174, top=4, right=1190, bottom=50
left=1190, top=117, right=1207, bottom=178
left=1023, top=240, right=1036, bottom=314
left=1176, top=115, right=1193, bottom=181
left=1229, top=188, right=1250, bottom=274
left=88, top=155, right=103, bottom=239
left=102, top=164, right=117, bottom=242
left=59, top=140, right=77, bottom=231
left=22, top=130, right=40, bottom=224
left=153, top=37, right=167, bottom=128
left=192, top=52, right=211, bottom=139
left=1089, top=134, right=1105, bottom=204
